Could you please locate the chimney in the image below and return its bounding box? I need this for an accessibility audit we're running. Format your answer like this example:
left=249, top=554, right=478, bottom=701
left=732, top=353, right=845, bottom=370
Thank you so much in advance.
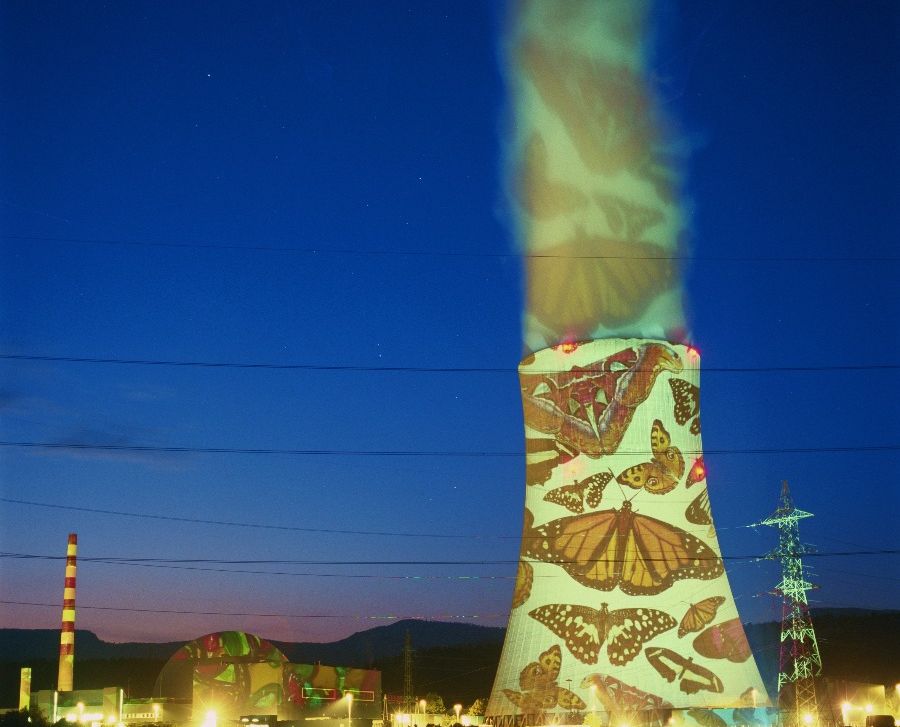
left=57, top=533, right=77, bottom=692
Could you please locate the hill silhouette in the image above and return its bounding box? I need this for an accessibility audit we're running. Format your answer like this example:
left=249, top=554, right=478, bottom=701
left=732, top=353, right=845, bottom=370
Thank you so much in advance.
left=2, top=610, right=896, bottom=710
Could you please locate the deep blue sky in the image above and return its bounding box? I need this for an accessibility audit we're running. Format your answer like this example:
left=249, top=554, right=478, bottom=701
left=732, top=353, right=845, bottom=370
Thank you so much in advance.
left=1, top=0, right=897, bottom=666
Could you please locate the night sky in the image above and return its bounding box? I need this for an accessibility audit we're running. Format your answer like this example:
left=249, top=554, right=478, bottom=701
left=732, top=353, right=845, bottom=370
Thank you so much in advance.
left=1, top=0, right=898, bottom=655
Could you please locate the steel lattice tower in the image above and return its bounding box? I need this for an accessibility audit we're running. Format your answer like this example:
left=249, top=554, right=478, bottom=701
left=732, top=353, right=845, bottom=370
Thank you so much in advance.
left=757, top=481, right=823, bottom=727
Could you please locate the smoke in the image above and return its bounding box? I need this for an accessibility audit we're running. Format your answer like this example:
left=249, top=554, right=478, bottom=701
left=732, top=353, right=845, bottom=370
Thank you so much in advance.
left=504, top=0, right=688, bottom=352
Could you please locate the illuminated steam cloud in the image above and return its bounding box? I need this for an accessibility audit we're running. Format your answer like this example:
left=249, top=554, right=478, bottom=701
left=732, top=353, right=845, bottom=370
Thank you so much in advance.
left=505, top=0, right=686, bottom=351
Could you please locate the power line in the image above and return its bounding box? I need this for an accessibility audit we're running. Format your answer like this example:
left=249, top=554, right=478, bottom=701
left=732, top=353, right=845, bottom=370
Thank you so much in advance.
left=0, top=599, right=505, bottom=620
left=0, top=496, right=757, bottom=539
left=3, top=352, right=897, bottom=374
left=3, top=549, right=896, bottom=565
left=0, top=497, right=508, bottom=540
left=5, top=234, right=898, bottom=262
left=1, top=440, right=898, bottom=457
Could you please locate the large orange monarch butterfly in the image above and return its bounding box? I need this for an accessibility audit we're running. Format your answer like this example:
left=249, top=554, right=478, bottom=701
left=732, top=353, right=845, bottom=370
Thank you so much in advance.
left=529, top=601, right=675, bottom=665
left=645, top=647, right=724, bottom=695
left=678, top=596, right=725, bottom=638
left=616, top=419, right=684, bottom=494
left=521, top=501, right=724, bottom=595
left=502, top=644, right=586, bottom=713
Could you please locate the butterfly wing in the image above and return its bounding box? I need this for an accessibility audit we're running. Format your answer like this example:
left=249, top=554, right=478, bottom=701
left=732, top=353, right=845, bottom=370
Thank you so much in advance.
left=526, top=434, right=577, bottom=487
left=670, top=378, right=700, bottom=430
left=607, top=608, right=677, bottom=665
left=556, top=687, right=586, bottom=711
left=585, top=472, right=612, bottom=508
left=502, top=689, right=528, bottom=710
left=511, top=560, right=534, bottom=609
left=678, top=596, right=725, bottom=638
left=523, top=509, right=621, bottom=592
left=519, top=661, right=546, bottom=692
left=679, top=662, right=724, bottom=695
left=616, top=420, right=682, bottom=494
left=693, top=618, right=752, bottom=663
left=645, top=646, right=681, bottom=682
left=616, top=460, right=672, bottom=493
left=685, top=489, right=712, bottom=525
left=581, top=674, right=671, bottom=714
left=544, top=481, right=587, bottom=513
left=529, top=603, right=605, bottom=664
left=538, top=644, right=563, bottom=682
left=521, top=133, right=589, bottom=219
left=526, top=232, right=677, bottom=338
left=620, top=509, right=724, bottom=595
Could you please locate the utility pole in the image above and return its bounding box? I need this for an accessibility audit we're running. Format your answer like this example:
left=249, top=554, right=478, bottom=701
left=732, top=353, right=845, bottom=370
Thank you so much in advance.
left=756, top=481, right=823, bottom=727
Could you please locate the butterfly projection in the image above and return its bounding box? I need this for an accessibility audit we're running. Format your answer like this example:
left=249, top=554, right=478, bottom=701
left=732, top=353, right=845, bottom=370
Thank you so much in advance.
left=520, top=133, right=589, bottom=219
left=521, top=343, right=682, bottom=457
left=686, top=457, right=707, bottom=488
left=616, top=419, right=684, bottom=494
left=693, top=618, right=752, bottom=663
left=581, top=673, right=672, bottom=716
left=645, top=647, right=724, bottom=695
left=687, top=709, right=727, bottom=727
left=529, top=601, right=676, bottom=665
left=678, top=596, right=725, bottom=638
left=544, top=472, right=612, bottom=513
left=521, top=500, right=724, bottom=596
left=526, top=434, right=578, bottom=487
left=511, top=561, right=534, bottom=609
left=502, top=644, right=586, bottom=714
left=670, top=379, right=701, bottom=435
left=526, top=229, right=677, bottom=344
left=593, top=193, right=665, bottom=244
left=685, top=489, right=712, bottom=526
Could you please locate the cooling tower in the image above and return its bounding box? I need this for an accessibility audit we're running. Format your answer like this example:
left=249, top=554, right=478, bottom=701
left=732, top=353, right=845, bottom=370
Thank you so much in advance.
left=57, top=532, right=77, bottom=692
left=485, top=339, right=770, bottom=727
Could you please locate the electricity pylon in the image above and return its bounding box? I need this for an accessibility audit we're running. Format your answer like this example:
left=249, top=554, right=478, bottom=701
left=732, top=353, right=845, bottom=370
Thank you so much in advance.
left=757, top=481, right=823, bottom=727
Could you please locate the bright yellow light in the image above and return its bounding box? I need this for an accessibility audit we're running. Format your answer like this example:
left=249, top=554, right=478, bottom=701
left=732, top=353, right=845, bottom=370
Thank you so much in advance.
left=106, top=717, right=116, bottom=724
left=205, top=710, right=218, bottom=723
left=65, top=715, right=76, bottom=723
left=866, top=705, right=873, bottom=713
left=802, top=714, right=813, bottom=724
left=842, top=703, right=852, bottom=710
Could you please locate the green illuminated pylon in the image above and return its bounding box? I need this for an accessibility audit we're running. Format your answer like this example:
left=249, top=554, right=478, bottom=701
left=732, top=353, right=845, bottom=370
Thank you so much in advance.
left=757, top=481, right=823, bottom=727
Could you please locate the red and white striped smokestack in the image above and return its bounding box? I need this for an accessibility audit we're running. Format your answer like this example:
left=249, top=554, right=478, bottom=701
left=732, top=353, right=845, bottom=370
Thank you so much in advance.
left=57, top=533, right=77, bottom=692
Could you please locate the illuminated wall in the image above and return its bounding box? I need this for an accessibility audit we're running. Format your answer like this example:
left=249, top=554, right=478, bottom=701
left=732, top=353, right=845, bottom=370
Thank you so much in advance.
left=486, top=340, right=771, bottom=726
left=156, top=631, right=381, bottom=722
